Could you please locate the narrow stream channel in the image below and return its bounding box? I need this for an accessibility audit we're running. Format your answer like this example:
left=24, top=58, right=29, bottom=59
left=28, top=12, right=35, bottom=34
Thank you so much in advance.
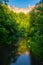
left=10, top=54, right=31, bottom=65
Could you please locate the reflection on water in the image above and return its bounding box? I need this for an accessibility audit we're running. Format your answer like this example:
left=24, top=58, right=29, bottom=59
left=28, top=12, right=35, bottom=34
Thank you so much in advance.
left=10, top=54, right=31, bottom=65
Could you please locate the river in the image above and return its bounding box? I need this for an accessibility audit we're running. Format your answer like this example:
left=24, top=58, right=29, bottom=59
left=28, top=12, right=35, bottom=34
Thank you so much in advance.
left=10, top=54, right=31, bottom=65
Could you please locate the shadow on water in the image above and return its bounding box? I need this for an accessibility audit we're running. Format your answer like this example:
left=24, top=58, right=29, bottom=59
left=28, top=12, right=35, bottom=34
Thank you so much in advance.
left=10, top=54, right=31, bottom=65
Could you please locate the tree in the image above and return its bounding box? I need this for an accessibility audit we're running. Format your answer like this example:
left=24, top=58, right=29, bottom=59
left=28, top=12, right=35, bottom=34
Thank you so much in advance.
left=0, top=4, right=19, bottom=65
left=15, top=13, right=30, bottom=38
left=40, top=0, right=43, bottom=3
left=0, top=0, right=9, bottom=4
left=28, top=4, right=43, bottom=61
left=38, top=0, right=43, bottom=4
left=0, top=4, right=18, bottom=45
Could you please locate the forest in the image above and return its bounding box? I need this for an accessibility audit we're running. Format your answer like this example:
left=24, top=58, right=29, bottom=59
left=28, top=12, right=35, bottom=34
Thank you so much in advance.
left=0, top=0, right=43, bottom=65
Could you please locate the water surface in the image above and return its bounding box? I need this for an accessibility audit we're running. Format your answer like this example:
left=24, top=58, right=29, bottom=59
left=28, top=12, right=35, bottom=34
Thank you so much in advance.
left=10, top=54, right=31, bottom=65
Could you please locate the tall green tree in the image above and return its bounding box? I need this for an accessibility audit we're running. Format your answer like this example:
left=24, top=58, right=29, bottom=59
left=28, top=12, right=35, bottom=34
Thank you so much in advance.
left=28, top=4, right=43, bottom=61
left=0, top=4, right=18, bottom=45
left=0, top=4, right=20, bottom=65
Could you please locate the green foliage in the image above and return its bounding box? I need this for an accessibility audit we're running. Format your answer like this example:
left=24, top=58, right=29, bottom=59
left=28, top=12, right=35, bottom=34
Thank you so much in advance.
left=0, top=4, right=18, bottom=45
left=28, top=4, right=43, bottom=60
left=1, top=3, right=43, bottom=62
left=0, top=4, right=30, bottom=46
left=15, top=13, right=30, bottom=38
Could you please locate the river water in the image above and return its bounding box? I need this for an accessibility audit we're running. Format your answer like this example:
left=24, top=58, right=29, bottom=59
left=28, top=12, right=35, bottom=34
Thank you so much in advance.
left=10, top=54, right=31, bottom=65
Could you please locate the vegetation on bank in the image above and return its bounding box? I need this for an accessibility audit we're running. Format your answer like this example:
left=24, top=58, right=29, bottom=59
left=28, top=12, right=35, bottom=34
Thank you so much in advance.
left=28, top=4, right=43, bottom=61
left=0, top=1, right=43, bottom=65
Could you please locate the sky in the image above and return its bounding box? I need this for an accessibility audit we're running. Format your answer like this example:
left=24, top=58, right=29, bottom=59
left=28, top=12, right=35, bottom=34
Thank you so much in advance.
left=8, top=0, right=40, bottom=8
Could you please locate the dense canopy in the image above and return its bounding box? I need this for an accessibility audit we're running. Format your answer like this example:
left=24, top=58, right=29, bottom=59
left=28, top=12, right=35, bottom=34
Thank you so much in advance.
left=0, top=1, right=43, bottom=65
